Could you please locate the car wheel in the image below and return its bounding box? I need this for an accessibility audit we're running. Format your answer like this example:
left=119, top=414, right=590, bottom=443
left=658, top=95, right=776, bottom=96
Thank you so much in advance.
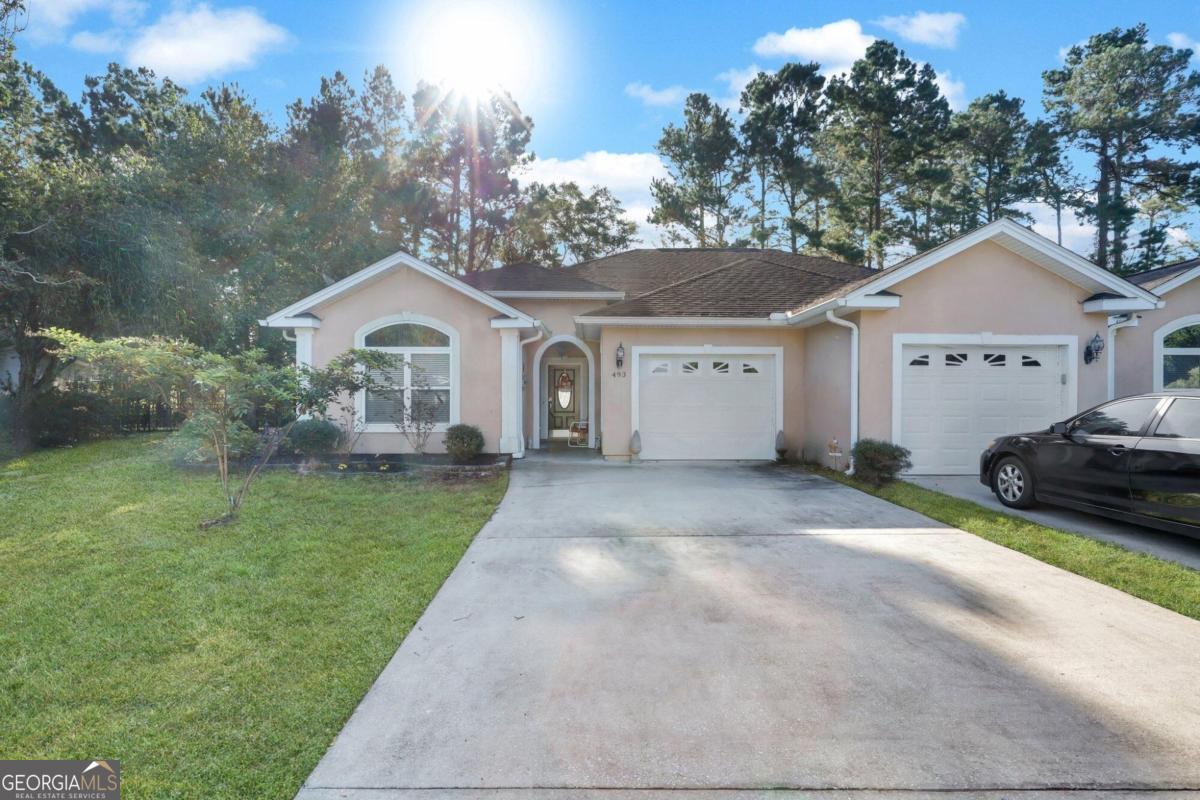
left=992, top=456, right=1036, bottom=509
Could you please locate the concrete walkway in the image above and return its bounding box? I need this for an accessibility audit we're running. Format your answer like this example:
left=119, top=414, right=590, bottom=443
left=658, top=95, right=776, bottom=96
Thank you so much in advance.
left=909, top=474, right=1200, bottom=570
left=297, top=461, right=1200, bottom=799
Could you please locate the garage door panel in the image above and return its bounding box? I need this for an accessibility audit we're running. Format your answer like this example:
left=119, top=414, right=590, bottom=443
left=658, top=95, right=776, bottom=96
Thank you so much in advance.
left=900, top=344, right=1070, bottom=475
left=638, top=353, right=776, bottom=460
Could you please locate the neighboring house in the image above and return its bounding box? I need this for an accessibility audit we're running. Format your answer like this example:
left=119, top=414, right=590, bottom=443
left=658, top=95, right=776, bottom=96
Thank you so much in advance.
left=262, top=218, right=1198, bottom=475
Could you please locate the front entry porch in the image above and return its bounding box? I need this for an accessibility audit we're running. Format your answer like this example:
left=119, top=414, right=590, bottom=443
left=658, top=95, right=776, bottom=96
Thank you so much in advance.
left=529, top=335, right=596, bottom=450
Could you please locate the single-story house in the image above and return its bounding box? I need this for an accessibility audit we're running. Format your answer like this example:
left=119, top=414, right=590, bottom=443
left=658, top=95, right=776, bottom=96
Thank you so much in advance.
left=261, top=218, right=1200, bottom=474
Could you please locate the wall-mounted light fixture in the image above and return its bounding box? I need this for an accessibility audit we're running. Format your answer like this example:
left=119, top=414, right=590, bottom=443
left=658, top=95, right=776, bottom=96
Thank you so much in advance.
left=1084, top=332, right=1105, bottom=364
left=615, top=342, right=625, bottom=369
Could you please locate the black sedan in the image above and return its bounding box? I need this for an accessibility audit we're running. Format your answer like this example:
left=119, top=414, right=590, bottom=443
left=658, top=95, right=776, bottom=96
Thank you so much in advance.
left=979, top=392, right=1200, bottom=538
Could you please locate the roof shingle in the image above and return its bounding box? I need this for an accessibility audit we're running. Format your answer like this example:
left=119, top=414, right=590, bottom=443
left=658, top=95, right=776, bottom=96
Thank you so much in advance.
left=460, top=262, right=617, bottom=293
left=1127, top=258, right=1200, bottom=291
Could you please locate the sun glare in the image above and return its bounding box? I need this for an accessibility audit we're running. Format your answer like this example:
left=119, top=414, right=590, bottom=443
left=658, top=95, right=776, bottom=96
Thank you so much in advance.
left=407, top=1, right=546, bottom=101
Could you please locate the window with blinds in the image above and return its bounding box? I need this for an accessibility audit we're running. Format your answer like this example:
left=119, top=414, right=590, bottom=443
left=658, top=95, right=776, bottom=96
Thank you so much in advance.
left=362, top=322, right=453, bottom=426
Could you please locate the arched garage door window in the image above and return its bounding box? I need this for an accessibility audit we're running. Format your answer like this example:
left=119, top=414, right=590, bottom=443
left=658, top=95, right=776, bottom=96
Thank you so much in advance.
left=356, top=315, right=459, bottom=429
left=1156, top=315, right=1200, bottom=390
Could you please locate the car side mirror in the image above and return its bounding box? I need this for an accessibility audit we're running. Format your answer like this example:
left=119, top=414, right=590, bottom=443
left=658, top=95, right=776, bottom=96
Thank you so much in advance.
left=1051, top=421, right=1069, bottom=436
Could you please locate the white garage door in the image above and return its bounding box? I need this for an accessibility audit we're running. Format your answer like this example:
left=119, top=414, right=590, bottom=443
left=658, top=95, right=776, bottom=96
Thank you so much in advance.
left=900, top=344, right=1070, bottom=474
left=637, top=353, right=777, bottom=460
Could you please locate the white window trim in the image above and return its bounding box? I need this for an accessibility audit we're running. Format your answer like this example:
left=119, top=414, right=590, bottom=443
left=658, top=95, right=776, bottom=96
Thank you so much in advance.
left=891, top=333, right=1079, bottom=447
left=1153, top=313, right=1200, bottom=392
left=529, top=334, right=596, bottom=448
left=630, top=345, right=785, bottom=442
left=355, top=313, right=461, bottom=433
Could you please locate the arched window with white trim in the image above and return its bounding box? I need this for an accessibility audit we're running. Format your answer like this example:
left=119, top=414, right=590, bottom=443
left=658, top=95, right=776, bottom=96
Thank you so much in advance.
left=356, top=314, right=460, bottom=429
left=1154, top=314, right=1200, bottom=391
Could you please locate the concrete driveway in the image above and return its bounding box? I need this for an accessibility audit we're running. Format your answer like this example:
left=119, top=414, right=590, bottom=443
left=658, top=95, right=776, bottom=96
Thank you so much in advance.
left=910, top=475, right=1200, bottom=570
left=297, top=459, right=1200, bottom=799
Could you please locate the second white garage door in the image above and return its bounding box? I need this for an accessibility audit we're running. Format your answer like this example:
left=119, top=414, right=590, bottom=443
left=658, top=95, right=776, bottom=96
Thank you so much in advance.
left=637, top=352, right=778, bottom=460
left=899, top=344, right=1071, bottom=474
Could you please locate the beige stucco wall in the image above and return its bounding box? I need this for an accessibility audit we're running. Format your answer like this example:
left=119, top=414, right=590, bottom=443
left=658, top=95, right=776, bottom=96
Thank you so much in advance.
left=506, top=299, right=606, bottom=447
left=856, top=239, right=1113, bottom=442
left=307, top=267, right=505, bottom=453
left=597, top=326, right=807, bottom=459
left=1114, top=278, right=1200, bottom=397
left=802, top=318, right=855, bottom=466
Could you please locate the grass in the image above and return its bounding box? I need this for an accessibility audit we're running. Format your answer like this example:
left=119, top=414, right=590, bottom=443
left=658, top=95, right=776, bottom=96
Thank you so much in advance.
left=0, top=435, right=507, bottom=799
left=812, top=466, right=1200, bottom=621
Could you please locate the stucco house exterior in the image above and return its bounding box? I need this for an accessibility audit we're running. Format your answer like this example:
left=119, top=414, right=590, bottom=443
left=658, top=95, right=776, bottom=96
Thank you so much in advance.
left=261, top=218, right=1200, bottom=474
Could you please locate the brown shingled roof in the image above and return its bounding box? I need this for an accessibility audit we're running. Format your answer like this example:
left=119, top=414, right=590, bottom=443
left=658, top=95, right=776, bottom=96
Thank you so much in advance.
left=1127, top=258, right=1200, bottom=291
left=566, top=247, right=869, bottom=299
left=583, top=254, right=876, bottom=318
left=460, top=261, right=618, bottom=293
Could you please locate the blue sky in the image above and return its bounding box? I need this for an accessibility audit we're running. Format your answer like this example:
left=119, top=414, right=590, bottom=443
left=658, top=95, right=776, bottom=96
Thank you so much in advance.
left=13, top=0, right=1200, bottom=251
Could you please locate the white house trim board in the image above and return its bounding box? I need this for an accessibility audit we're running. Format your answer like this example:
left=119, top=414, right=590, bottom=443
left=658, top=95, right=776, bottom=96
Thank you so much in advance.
left=890, top=333, right=1079, bottom=448
left=530, top=334, right=596, bottom=448
left=574, top=316, right=785, bottom=327
left=1152, top=264, right=1200, bottom=295
left=1082, top=296, right=1160, bottom=313
left=629, top=345, right=785, bottom=448
left=1153, top=313, right=1200, bottom=391
left=353, top=313, right=462, bottom=434
left=846, top=219, right=1161, bottom=307
left=263, top=250, right=536, bottom=327
left=499, top=329, right=524, bottom=455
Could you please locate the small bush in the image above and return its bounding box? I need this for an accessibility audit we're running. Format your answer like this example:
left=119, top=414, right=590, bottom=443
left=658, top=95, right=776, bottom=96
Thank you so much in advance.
left=444, top=423, right=485, bottom=464
left=852, top=438, right=912, bottom=487
left=166, top=418, right=261, bottom=465
left=286, top=418, right=343, bottom=457
left=31, top=385, right=119, bottom=446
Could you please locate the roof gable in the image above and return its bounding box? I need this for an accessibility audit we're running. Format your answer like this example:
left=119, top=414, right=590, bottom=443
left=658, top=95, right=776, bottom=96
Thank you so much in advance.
left=1128, top=258, right=1200, bottom=295
left=841, top=218, right=1161, bottom=310
left=261, top=251, right=536, bottom=327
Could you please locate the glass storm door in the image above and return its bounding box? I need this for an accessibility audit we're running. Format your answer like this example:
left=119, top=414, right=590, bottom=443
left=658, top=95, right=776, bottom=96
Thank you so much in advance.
left=548, top=365, right=578, bottom=437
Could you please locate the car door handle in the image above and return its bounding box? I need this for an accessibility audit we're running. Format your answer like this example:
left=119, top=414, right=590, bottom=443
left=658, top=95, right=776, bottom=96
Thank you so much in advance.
left=1108, top=444, right=1127, bottom=456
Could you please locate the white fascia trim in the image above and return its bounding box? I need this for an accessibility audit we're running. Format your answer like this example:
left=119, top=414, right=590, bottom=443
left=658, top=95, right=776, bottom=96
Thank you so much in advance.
left=1153, top=313, right=1200, bottom=391
left=890, top=333, right=1079, bottom=449
left=781, top=294, right=899, bottom=326
left=1151, top=264, right=1200, bottom=295
left=490, top=318, right=541, bottom=329
left=1082, top=297, right=1160, bottom=313
left=487, top=290, right=626, bottom=300
left=263, top=251, right=536, bottom=326
left=629, top=345, right=785, bottom=453
left=846, top=218, right=1162, bottom=307
left=260, top=316, right=321, bottom=329
left=574, top=316, right=785, bottom=327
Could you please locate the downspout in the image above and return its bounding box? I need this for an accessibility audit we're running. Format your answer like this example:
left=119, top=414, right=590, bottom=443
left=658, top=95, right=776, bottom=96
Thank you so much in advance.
left=514, top=325, right=546, bottom=457
left=1106, top=314, right=1139, bottom=400
left=825, top=309, right=859, bottom=474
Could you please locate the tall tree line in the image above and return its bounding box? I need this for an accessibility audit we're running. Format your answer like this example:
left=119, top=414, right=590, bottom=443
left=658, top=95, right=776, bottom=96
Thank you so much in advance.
left=649, top=29, right=1200, bottom=273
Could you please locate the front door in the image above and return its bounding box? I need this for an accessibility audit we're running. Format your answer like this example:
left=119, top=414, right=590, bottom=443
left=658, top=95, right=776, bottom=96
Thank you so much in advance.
left=547, top=365, right=579, bottom=439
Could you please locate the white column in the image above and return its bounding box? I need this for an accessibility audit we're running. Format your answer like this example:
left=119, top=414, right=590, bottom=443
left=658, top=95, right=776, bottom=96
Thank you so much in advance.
left=499, top=328, right=524, bottom=456
left=294, top=327, right=315, bottom=369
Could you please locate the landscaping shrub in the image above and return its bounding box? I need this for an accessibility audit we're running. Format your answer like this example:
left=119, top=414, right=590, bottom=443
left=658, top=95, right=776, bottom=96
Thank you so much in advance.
left=444, top=423, right=485, bottom=463
left=30, top=385, right=119, bottom=446
left=852, top=438, right=912, bottom=486
left=286, top=418, right=343, bottom=457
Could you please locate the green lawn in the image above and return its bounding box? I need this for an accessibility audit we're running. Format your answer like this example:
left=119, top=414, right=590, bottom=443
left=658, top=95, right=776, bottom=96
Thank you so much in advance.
left=0, top=436, right=507, bottom=799
left=814, top=467, right=1200, bottom=620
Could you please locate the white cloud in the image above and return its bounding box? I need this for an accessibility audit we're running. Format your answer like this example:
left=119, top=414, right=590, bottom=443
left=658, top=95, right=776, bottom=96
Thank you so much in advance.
left=70, top=29, right=123, bottom=53
left=753, top=19, right=875, bottom=75
left=935, top=69, right=966, bottom=110
left=624, top=82, right=690, bottom=107
left=126, top=4, right=289, bottom=83
left=23, top=0, right=143, bottom=45
left=523, top=151, right=670, bottom=245
left=875, top=11, right=966, bottom=49
left=715, top=64, right=762, bottom=110
left=1167, top=32, right=1200, bottom=58
left=1016, top=201, right=1095, bottom=256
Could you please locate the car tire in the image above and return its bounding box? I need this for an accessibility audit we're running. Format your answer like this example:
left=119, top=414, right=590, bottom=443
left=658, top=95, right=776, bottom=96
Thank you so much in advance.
left=992, top=456, right=1036, bottom=509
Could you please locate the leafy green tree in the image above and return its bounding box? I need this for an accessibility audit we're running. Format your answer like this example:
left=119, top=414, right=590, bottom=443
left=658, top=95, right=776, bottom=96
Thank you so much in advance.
left=824, top=41, right=951, bottom=266
left=649, top=93, right=747, bottom=247
left=739, top=63, right=829, bottom=253
left=501, top=181, right=637, bottom=266
left=1024, top=120, right=1079, bottom=246
left=1044, top=24, right=1200, bottom=272
left=952, top=92, right=1035, bottom=224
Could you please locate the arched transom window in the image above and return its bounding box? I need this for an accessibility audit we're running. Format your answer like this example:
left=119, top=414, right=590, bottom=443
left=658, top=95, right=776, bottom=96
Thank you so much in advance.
left=359, top=319, right=455, bottom=427
left=1161, top=319, right=1200, bottom=390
